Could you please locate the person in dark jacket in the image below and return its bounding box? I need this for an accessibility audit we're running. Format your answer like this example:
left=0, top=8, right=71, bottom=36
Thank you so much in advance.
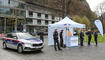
left=80, top=30, right=84, bottom=46
left=53, top=29, right=62, bottom=51
left=39, top=30, right=44, bottom=42
left=60, top=30, right=64, bottom=47
left=94, top=30, right=98, bottom=46
left=86, top=30, right=92, bottom=46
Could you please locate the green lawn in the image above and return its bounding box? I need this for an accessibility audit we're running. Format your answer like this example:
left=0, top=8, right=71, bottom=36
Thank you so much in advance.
left=83, top=34, right=105, bottom=43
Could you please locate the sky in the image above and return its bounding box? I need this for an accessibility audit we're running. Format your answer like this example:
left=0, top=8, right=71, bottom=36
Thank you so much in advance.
left=86, top=0, right=104, bottom=11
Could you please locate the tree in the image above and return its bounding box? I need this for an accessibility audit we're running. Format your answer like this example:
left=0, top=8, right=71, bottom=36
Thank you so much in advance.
left=95, top=1, right=105, bottom=16
left=46, top=0, right=72, bottom=18
left=72, top=15, right=81, bottom=23
left=81, top=16, right=90, bottom=28
left=95, top=1, right=105, bottom=32
left=89, top=12, right=97, bottom=30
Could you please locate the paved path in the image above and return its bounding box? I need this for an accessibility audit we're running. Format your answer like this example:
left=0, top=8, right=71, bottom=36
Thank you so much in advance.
left=0, top=36, right=105, bottom=60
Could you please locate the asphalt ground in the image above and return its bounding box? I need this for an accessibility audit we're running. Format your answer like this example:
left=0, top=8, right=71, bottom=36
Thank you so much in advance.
left=0, top=36, right=105, bottom=60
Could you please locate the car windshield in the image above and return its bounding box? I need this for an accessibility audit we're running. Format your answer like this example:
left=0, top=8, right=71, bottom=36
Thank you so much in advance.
left=16, top=33, right=35, bottom=39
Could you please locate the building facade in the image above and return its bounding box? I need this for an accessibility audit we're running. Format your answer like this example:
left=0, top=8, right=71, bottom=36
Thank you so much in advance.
left=0, top=0, right=63, bottom=33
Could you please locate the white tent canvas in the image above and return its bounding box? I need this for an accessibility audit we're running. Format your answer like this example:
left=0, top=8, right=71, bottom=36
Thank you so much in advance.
left=48, top=17, right=85, bottom=45
left=49, top=17, right=85, bottom=28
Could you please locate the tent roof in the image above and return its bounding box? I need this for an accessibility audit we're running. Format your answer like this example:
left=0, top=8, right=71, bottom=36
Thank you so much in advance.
left=49, top=17, right=85, bottom=28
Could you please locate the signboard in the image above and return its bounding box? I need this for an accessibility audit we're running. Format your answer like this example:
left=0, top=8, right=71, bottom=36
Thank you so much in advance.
left=94, top=20, right=103, bottom=37
left=68, top=36, right=78, bottom=47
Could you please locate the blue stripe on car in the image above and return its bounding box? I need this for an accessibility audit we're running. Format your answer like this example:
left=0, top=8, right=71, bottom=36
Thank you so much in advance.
left=25, top=38, right=41, bottom=41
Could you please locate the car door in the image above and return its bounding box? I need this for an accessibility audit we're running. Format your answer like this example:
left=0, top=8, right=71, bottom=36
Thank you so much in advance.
left=5, top=33, right=13, bottom=48
left=10, top=33, right=19, bottom=49
left=5, top=33, right=18, bottom=49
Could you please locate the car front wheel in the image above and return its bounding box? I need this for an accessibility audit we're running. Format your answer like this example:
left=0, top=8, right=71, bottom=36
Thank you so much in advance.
left=17, top=45, right=23, bottom=53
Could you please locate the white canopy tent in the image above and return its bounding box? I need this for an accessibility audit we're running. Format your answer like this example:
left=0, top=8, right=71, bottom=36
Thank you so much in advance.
left=48, top=17, right=85, bottom=45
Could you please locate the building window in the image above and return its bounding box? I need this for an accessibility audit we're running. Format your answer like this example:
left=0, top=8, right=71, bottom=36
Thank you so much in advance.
left=0, top=0, right=9, bottom=6
left=20, top=10, right=26, bottom=17
left=8, top=0, right=10, bottom=4
left=37, top=13, right=41, bottom=18
left=52, top=21, right=55, bottom=24
left=26, top=18, right=33, bottom=24
left=45, top=14, right=48, bottom=19
left=14, top=9, right=20, bottom=16
left=45, top=20, right=48, bottom=25
left=0, top=0, right=26, bottom=9
left=29, top=11, right=33, bottom=17
left=10, top=0, right=19, bottom=8
left=52, top=16, right=55, bottom=20
left=37, top=19, right=41, bottom=24
left=0, top=8, right=25, bottom=16
left=0, top=8, right=13, bottom=15
left=19, top=3, right=27, bottom=9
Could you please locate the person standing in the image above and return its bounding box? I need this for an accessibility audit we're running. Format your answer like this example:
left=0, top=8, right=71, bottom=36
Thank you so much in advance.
left=53, top=29, right=62, bottom=51
left=39, top=30, right=44, bottom=42
left=86, top=30, right=92, bottom=46
left=66, top=29, right=72, bottom=47
left=60, top=30, right=64, bottom=48
left=80, top=30, right=84, bottom=46
left=94, top=30, right=98, bottom=46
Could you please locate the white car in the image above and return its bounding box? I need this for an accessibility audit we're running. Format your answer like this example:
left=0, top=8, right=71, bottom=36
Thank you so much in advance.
left=2, top=32, right=44, bottom=53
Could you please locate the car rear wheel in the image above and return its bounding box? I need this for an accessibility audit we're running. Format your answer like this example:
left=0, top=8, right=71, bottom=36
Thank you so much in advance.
left=3, top=42, right=7, bottom=49
left=17, top=45, right=23, bottom=53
